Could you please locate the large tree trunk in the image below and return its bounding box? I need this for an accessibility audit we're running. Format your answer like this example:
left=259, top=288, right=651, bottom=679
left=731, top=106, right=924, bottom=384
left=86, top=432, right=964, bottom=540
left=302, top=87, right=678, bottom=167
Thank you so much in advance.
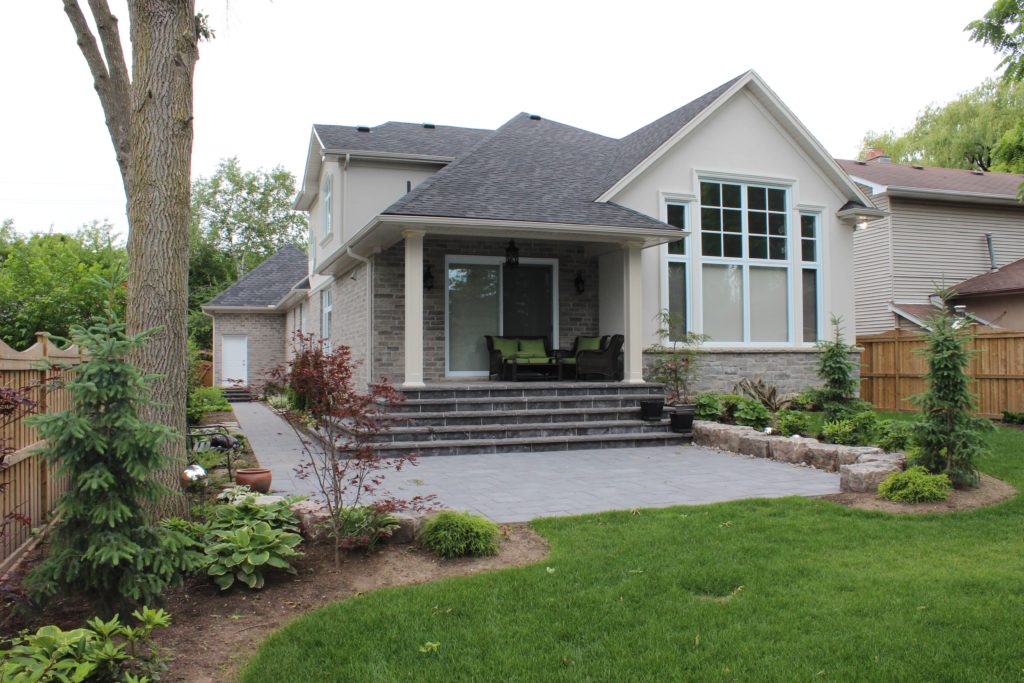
left=123, top=1, right=197, bottom=517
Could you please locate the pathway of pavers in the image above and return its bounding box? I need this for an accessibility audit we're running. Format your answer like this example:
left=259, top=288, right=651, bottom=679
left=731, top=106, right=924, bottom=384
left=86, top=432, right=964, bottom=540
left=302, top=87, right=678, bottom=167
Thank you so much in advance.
left=232, top=401, right=839, bottom=523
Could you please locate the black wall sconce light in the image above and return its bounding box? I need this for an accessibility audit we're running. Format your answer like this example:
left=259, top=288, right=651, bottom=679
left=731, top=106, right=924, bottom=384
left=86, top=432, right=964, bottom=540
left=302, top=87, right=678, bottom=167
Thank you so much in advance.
left=574, top=270, right=585, bottom=294
left=505, top=240, right=519, bottom=267
left=423, top=264, right=434, bottom=291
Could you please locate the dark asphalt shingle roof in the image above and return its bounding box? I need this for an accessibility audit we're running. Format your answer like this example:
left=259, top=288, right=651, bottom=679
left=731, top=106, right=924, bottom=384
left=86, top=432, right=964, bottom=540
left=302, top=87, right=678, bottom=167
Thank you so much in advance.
left=382, top=76, right=746, bottom=230
left=952, top=257, right=1024, bottom=297
left=314, top=122, right=492, bottom=159
left=205, top=245, right=308, bottom=308
left=837, top=159, right=1024, bottom=197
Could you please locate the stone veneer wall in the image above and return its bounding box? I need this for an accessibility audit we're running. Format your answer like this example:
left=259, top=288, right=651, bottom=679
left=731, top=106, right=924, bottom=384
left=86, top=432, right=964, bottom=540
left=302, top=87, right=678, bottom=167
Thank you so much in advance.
left=212, top=312, right=287, bottom=387
left=372, top=236, right=600, bottom=383
left=644, top=350, right=862, bottom=395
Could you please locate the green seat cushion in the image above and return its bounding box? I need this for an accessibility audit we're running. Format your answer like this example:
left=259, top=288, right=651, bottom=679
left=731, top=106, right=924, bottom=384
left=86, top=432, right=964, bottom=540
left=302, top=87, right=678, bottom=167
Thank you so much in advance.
left=492, top=336, right=518, bottom=358
left=561, top=358, right=576, bottom=365
left=515, top=356, right=554, bottom=365
left=577, top=336, right=603, bottom=352
left=517, top=338, right=547, bottom=358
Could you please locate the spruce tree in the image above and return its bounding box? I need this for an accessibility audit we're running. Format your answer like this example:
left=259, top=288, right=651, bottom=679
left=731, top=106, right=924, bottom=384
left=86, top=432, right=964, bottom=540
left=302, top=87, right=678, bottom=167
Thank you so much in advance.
left=816, top=316, right=859, bottom=420
left=25, top=304, right=201, bottom=614
left=911, top=294, right=991, bottom=488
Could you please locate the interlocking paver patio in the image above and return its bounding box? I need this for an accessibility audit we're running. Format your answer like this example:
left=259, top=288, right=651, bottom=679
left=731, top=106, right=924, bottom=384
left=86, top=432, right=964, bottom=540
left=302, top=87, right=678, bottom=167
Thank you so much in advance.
left=232, top=401, right=839, bottom=523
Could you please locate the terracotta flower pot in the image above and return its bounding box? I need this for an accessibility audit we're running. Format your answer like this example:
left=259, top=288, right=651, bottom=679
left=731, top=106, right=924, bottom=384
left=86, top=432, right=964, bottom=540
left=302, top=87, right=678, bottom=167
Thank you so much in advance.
left=235, top=467, right=272, bottom=493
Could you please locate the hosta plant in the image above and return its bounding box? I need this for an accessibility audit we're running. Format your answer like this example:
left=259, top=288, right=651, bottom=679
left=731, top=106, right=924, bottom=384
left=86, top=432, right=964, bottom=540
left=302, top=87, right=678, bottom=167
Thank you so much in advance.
left=206, top=521, right=302, bottom=590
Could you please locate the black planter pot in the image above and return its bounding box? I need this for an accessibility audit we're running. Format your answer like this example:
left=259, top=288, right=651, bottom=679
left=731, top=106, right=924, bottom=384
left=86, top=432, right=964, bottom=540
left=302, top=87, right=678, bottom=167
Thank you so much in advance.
left=639, top=400, right=665, bottom=421
left=669, top=405, right=695, bottom=433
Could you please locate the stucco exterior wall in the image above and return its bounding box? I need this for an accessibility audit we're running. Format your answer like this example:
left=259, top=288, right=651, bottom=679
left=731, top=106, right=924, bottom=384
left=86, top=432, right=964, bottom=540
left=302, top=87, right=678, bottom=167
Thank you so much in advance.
left=372, top=235, right=601, bottom=383
left=954, top=293, right=1024, bottom=331
left=212, top=312, right=287, bottom=388
left=610, top=89, right=856, bottom=347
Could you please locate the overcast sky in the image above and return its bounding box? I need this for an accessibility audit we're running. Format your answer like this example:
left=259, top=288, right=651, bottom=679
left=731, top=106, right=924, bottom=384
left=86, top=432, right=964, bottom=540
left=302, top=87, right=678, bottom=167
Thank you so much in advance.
left=0, top=0, right=1005, bottom=237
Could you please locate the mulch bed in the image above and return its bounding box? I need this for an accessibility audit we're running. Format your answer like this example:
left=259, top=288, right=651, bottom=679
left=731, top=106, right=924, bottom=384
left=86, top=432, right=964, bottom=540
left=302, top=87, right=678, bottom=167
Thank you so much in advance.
left=821, top=473, right=1017, bottom=514
left=1, top=525, right=549, bottom=683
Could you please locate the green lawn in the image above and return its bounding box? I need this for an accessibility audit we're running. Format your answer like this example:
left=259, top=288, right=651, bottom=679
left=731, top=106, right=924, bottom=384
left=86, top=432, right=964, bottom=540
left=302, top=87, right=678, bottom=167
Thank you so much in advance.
left=241, top=423, right=1024, bottom=682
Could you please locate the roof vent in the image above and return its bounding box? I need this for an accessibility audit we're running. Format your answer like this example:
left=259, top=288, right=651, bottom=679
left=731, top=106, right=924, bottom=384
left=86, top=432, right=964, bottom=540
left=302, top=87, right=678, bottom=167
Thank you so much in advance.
left=356, top=126, right=371, bottom=133
left=422, top=123, right=436, bottom=129
left=854, top=160, right=866, bottom=165
left=911, top=165, right=924, bottom=170
left=528, top=114, right=541, bottom=121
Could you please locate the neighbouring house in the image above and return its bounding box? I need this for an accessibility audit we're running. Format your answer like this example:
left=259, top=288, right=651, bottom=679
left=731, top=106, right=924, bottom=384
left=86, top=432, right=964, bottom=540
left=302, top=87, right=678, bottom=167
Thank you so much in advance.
left=838, top=153, right=1024, bottom=335
left=204, top=70, right=879, bottom=395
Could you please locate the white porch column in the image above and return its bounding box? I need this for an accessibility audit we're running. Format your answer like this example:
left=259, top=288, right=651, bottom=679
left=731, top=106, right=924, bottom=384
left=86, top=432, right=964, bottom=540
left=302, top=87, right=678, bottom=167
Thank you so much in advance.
left=403, top=230, right=426, bottom=388
left=623, top=242, right=644, bottom=384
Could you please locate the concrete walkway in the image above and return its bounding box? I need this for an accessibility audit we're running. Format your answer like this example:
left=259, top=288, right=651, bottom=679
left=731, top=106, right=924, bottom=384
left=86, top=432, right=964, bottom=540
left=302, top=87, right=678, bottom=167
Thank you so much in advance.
left=232, top=402, right=839, bottom=523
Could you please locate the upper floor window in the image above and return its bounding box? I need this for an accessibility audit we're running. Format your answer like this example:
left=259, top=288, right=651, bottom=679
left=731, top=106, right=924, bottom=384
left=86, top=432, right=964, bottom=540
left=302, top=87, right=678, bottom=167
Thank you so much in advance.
left=664, top=202, right=688, bottom=341
left=700, top=181, right=787, bottom=260
left=321, top=175, right=333, bottom=239
left=800, top=213, right=821, bottom=343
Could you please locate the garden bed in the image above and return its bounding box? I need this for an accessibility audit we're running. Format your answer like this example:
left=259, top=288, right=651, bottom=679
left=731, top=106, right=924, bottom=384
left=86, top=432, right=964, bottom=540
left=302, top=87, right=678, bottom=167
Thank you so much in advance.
left=822, top=473, right=1017, bottom=514
left=1, top=524, right=548, bottom=683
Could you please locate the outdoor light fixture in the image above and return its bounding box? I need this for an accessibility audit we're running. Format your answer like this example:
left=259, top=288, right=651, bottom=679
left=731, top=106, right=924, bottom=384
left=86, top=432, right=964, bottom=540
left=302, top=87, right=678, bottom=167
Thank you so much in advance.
left=574, top=270, right=585, bottom=294
left=423, top=264, right=434, bottom=290
left=505, top=240, right=519, bottom=267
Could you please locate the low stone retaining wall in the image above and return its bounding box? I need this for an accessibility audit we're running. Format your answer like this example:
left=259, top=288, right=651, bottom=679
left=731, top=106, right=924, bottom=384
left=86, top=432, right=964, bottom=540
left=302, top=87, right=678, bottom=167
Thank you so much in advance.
left=692, top=420, right=906, bottom=493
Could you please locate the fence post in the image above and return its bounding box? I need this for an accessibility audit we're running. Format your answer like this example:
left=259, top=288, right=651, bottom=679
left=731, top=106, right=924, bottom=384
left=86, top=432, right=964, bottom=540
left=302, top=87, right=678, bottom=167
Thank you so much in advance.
left=894, top=330, right=903, bottom=411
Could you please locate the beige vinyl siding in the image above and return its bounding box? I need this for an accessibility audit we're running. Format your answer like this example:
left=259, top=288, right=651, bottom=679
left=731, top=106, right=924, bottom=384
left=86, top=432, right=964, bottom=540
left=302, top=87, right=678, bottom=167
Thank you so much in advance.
left=890, top=198, right=1024, bottom=306
left=853, top=193, right=894, bottom=335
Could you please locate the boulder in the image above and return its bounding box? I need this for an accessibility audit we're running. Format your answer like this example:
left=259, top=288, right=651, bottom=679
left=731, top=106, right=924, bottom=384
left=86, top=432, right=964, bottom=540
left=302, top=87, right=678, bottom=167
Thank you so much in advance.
left=718, top=425, right=754, bottom=453
left=840, top=461, right=902, bottom=493
left=389, top=512, right=424, bottom=544
left=737, top=433, right=772, bottom=459
left=804, top=442, right=841, bottom=472
left=289, top=499, right=330, bottom=541
left=857, top=451, right=907, bottom=468
left=692, top=420, right=723, bottom=448
left=770, top=436, right=813, bottom=464
left=251, top=495, right=287, bottom=506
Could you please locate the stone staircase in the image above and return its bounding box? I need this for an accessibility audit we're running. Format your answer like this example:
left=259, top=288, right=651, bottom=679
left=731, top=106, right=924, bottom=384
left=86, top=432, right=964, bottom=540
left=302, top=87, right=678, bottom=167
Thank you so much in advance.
left=222, top=386, right=253, bottom=403
left=370, top=382, right=690, bottom=457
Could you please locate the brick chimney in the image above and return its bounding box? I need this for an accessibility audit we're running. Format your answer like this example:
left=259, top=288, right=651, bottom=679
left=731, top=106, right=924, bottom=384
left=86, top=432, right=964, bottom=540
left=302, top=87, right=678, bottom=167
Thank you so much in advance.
left=865, top=148, right=892, bottom=163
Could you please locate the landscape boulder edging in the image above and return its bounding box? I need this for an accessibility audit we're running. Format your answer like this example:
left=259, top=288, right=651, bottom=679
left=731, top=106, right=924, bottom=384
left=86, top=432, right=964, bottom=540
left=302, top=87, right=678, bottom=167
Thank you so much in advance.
left=693, top=420, right=906, bottom=493
left=286, top=499, right=427, bottom=545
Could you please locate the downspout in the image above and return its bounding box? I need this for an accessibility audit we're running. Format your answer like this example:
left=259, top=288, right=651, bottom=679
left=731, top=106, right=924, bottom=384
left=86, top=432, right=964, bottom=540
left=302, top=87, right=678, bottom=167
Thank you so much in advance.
left=986, top=233, right=998, bottom=271
left=347, top=247, right=373, bottom=385
left=340, top=153, right=350, bottom=239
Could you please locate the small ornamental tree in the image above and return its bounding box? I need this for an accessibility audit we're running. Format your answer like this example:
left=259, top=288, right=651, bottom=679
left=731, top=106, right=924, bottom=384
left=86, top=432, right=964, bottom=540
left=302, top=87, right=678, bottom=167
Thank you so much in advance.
left=0, top=383, right=39, bottom=540
left=270, top=333, right=433, bottom=566
left=816, top=316, right=860, bottom=420
left=25, top=307, right=202, bottom=614
left=646, top=310, right=707, bottom=404
left=910, top=295, right=992, bottom=488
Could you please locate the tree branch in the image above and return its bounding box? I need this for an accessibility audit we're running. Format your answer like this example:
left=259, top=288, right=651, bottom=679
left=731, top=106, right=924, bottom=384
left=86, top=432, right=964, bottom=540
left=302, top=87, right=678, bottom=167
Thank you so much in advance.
left=61, top=0, right=132, bottom=190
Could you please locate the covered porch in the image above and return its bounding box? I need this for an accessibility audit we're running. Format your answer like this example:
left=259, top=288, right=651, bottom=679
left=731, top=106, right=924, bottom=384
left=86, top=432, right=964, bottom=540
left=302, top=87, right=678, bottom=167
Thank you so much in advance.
left=373, top=220, right=678, bottom=387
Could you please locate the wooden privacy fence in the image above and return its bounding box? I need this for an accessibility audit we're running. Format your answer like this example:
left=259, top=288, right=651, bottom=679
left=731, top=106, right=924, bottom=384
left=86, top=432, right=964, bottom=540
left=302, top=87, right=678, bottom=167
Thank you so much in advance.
left=858, top=326, right=1024, bottom=418
left=0, top=333, right=84, bottom=574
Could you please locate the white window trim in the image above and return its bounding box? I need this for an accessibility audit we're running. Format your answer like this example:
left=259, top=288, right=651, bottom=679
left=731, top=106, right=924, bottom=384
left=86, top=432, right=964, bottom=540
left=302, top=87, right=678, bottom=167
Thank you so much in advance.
left=657, top=194, right=694, bottom=344
left=320, top=288, right=332, bottom=351
left=321, top=174, right=333, bottom=241
left=798, top=210, right=824, bottom=346
left=443, top=255, right=560, bottom=377
left=696, top=177, right=795, bottom=348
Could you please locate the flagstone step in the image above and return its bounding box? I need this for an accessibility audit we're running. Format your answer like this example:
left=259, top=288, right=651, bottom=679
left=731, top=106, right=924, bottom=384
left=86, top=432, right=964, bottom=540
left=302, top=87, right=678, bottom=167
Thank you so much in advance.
left=393, top=406, right=652, bottom=427
left=366, top=431, right=690, bottom=457
left=376, top=419, right=677, bottom=443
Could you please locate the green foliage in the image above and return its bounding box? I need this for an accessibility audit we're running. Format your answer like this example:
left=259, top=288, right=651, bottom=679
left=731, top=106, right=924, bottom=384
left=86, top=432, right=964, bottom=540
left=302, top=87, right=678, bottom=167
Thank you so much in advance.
left=967, top=1, right=1024, bottom=83
left=789, top=387, right=824, bottom=412
left=877, top=466, right=952, bottom=503
left=337, top=505, right=401, bottom=551
left=821, top=419, right=857, bottom=445
left=816, top=317, right=860, bottom=421
left=24, top=310, right=203, bottom=613
left=774, top=409, right=812, bottom=437
left=849, top=411, right=880, bottom=445
left=876, top=419, right=917, bottom=452
left=910, top=292, right=992, bottom=488
left=421, top=511, right=500, bottom=559
left=0, top=607, right=171, bottom=682
left=206, top=493, right=300, bottom=534
left=859, top=79, right=1024, bottom=171
left=0, top=221, right=126, bottom=350
left=1002, top=410, right=1024, bottom=424
left=694, top=393, right=724, bottom=421
left=734, top=377, right=791, bottom=412
left=647, top=311, right=707, bottom=403
left=186, top=385, right=231, bottom=425
left=206, top=521, right=303, bottom=590
left=734, top=399, right=771, bottom=431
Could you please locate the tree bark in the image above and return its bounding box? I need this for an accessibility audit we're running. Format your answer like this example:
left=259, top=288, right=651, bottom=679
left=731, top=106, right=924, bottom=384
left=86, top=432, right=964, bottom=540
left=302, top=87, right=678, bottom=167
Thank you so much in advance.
left=63, top=0, right=197, bottom=517
left=125, top=0, right=196, bottom=517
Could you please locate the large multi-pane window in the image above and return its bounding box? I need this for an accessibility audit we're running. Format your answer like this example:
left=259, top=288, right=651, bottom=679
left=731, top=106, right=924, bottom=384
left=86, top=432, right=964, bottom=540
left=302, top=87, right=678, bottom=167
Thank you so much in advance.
left=665, top=203, right=688, bottom=341
left=698, top=179, right=791, bottom=344
left=800, top=213, right=821, bottom=343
